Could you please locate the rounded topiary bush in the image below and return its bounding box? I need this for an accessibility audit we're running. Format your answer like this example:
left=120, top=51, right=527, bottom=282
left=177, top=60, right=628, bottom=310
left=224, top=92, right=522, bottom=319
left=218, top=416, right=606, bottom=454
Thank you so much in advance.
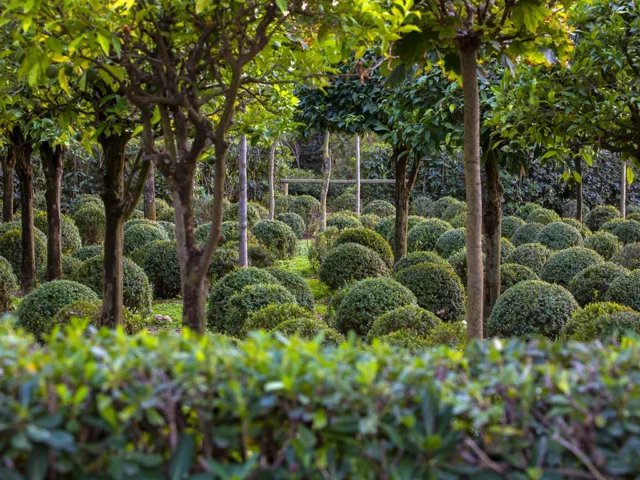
left=156, top=221, right=176, bottom=240
left=379, top=322, right=467, bottom=351
left=34, top=212, right=83, bottom=254
left=124, top=219, right=155, bottom=232
left=326, top=213, right=363, bottom=231
left=271, top=318, right=345, bottom=345
left=0, top=228, right=48, bottom=281
left=359, top=213, right=380, bottom=231
left=612, top=220, right=640, bottom=244
left=448, top=214, right=466, bottom=229
left=395, top=263, right=466, bottom=321
left=515, top=203, right=542, bottom=219
left=501, top=263, right=539, bottom=291
left=393, top=251, right=448, bottom=273
left=540, top=247, right=603, bottom=288
left=223, top=202, right=262, bottom=229
left=600, top=218, right=627, bottom=235
left=561, top=302, right=639, bottom=341
left=308, top=227, right=340, bottom=271
left=441, top=202, right=467, bottom=222
left=447, top=249, right=473, bottom=286
left=511, top=223, right=544, bottom=247
left=276, top=212, right=305, bottom=239
left=155, top=199, right=175, bottom=222
left=561, top=199, right=590, bottom=219
left=334, top=228, right=393, bottom=268
left=410, top=196, right=433, bottom=217
left=526, top=208, right=560, bottom=225
left=560, top=218, right=591, bottom=239
left=606, top=269, right=640, bottom=311
left=362, top=200, right=395, bottom=218
left=318, top=243, right=389, bottom=289
left=407, top=219, right=452, bottom=252
left=69, top=194, right=102, bottom=215
left=585, top=231, right=620, bottom=260
left=498, top=238, right=516, bottom=263
left=252, top=220, right=297, bottom=260
left=73, top=203, right=105, bottom=245
left=136, top=240, right=182, bottom=299
left=334, top=278, right=416, bottom=336
left=586, top=205, right=620, bottom=232
left=207, top=267, right=280, bottom=330
left=535, top=221, right=583, bottom=251
left=73, top=255, right=152, bottom=315
left=331, top=192, right=357, bottom=212
left=71, top=245, right=103, bottom=262
left=630, top=212, right=640, bottom=222
left=16, top=280, right=98, bottom=339
left=428, top=196, right=461, bottom=219
left=568, top=262, right=628, bottom=307
left=502, top=216, right=526, bottom=240
left=289, top=195, right=322, bottom=235
left=243, top=303, right=314, bottom=335
left=61, top=255, right=83, bottom=280
left=505, top=243, right=552, bottom=273
left=435, top=228, right=466, bottom=258
left=0, top=221, right=23, bottom=237
left=374, top=217, right=395, bottom=241
left=611, top=243, right=640, bottom=270
left=265, top=267, right=314, bottom=311
left=123, top=224, right=168, bottom=256
left=223, top=284, right=297, bottom=337
left=208, top=247, right=239, bottom=281
left=365, top=305, right=440, bottom=342
left=0, top=257, right=17, bottom=312
left=52, top=300, right=144, bottom=335
left=487, top=280, right=578, bottom=340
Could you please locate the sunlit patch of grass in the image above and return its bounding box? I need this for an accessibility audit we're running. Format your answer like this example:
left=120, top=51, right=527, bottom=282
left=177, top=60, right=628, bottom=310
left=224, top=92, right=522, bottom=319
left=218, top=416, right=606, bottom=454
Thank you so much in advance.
left=150, top=301, right=183, bottom=329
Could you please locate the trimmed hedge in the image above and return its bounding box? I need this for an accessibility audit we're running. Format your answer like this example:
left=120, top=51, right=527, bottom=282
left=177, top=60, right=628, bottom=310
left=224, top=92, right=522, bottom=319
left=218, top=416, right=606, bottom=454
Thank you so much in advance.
left=487, top=280, right=578, bottom=339
left=585, top=204, right=620, bottom=231
left=0, top=256, right=17, bottom=312
left=73, top=203, right=105, bottom=245
left=334, top=228, right=393, bottom=268
left=612, top=219, right=640, bottom=244
left=61, top=255, right=83, bottom=280
left=318, top=243, right=389, bottom=290
left=374, top=216, right=395, bottom=240
left=1, top=325, right=640, bottom=478
left=243, top=303, right=314, bottom=335
left=501, top=215, right=526, bottom=239
left=362, top=199, right=395, bottom=218
left=52, top=300, right=144, bottom=335
left=68, top=193, right=102, bottom=215
left=276, top=212, right=305, bottom=239
left=435, top=228, right=466, bottom=258
left=223, top=202, right=262, bottom=229
left=511, top=222, right=544, bottom=247
left=600, top=218, right=627, bottom=234
left=156, top=221, right=176, bottom=240
left=395, top=263, right=466, bottom=321
left=427, top=196, right=461, bottom=219
left=307, top=227, right=341, bottom=272
left=568, top=261, right=628, bottom=307
left=271, top=318, right=345, bottom=345
left=123, top=223, right=168, bottom=256
left=561, top=302, right=640, bottom=341
left=366, top=305, right=441, bottom=342
left=505, top=243, right=552, bottom=273
left=379, top=321, right=467, bottom=351
left=535, top=221, right=583, bottom=250
left=136, top=240, right=182, bottom=299
left=409, top=195, right=432, bottom=217
left=326, top=212, right=363, bottom=231
left=289, top=195, right=322, bottom=235
left=71, top=245, right=103, bottom=262
left=584, top=231, right=620, bottom=260
left=334, top=277, right=417, bottom=336
left=560, top=217, right=591, bottom=239
left=251, top=220, right=297, bottom=260
left=34, top=212, right=82, bottom=254
left=611, top=242, right=640, bottom=270
left=540, top=247, right=603, bottom=288
left=393, top=251, right=448, bottom=273
left=331, top=192, right=357, bottom=212
left=15, top=280, right=98, bottom=339
left=0, top=228, right=48, bottom=281
left=525, top=208, right=560, bottom=225
left=265, top=267, right=315, bottom=311
left=500, top=263, right=539, bottom=291
left=407, top=219, right=453, bottom=252
left=441, top=202, right=467, bottom=222
left=606, top=269, right=640, bottom=311
left=515, top=202, right=542, bottom=219
left=359, top=213, right=380, bottom=230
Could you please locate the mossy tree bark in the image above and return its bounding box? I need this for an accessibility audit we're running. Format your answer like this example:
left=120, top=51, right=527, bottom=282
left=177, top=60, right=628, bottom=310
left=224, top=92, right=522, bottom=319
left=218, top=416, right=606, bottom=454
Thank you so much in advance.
left=144, top=163, right=156, bottom=221
left=355, top=133, right=361, bottom=215
left=268, top=141, right=277, bottom=221
left=483, top=148, right=502, bottom=321
left=574, top=156, right=584, bottom=222
left=238, top=135, right=248, bottom=268
left=39, top=141, right=64, bottom=281
left=320, top=131, right=331, bottom=232
left=1, top=147, right=15, bottom=223
left=393, top=146, right=421, bottom=263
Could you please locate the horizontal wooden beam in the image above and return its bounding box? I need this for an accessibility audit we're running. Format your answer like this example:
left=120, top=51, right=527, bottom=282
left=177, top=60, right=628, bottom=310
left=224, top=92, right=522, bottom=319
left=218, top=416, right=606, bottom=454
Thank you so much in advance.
left=280, top=178, right=396, bottom=185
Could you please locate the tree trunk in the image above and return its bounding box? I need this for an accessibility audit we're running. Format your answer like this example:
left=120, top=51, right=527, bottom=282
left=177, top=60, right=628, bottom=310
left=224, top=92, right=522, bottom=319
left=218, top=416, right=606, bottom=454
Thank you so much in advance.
left=393, top=152, right=410, bottom=263
left=458, top=40, right=484, bottom=341
left=355, top=133, right=361, bottom=215
left=238, top=135, right=248, bottom=268
left=574, top=156, right=583, bottom=222
left=11, top=128, right=36, bottom=295
left=1, top=148, right=15, bottom=223
left=320, top=131, right=331, bottom=231
left=621, top=160, right=627, bottom=218
left=268, top=141, right=277, bottom=221
left=144, top=163, right=156, bottom=221
left=39, top=142, right=64, bottom=281
left=483, top=149, right=502, bottom=322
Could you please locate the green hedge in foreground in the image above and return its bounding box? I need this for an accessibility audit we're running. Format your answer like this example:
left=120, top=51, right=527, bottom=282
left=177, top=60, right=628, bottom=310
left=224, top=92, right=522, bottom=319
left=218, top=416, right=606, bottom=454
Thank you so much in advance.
left=0, top=322, right=638, bottom=479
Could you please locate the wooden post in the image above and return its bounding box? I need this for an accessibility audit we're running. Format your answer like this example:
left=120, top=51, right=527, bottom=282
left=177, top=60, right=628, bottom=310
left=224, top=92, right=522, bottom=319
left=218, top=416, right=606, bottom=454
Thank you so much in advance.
left=283, top=182, right=288, bottom=196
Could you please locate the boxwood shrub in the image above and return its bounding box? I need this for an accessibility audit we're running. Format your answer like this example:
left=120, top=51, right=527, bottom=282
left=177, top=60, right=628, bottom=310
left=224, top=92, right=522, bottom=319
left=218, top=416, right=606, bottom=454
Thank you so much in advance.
left=276, top=212, right=305, bottom=239
left=0, top=228, right=48, bottom=281
left=606, top=269, right=640, bottom=311
left=318, top=243, right=389, bottom=290
left=505, top=243, right=552, bottom=273
left=564, top=310, right=640, bottom=341
left=69, top=193, right=102, bottom=215
left=136, top=240, right=182, bottom=299
left=584, top=231, right=620, bottom=260
left=525, top=208, right=560, bottom=225
left=600, top=218, right=627, bottom=234
left=0, top=256, right=17, bottom=312
left=71, top=245, right=103, bottom=262
left=501, top=263, right=539, bottom=291
left=561, top=199, right=590, bottom=219
left=611, top=242, right=640, bottom=270
left=502, top=215, right=526, bottom=239
left=393, top=251, right=448, bottom=273
left=362, top=199, right=395, bottom=218
left=585, top=204, right=620, bottom=231
left=407, top=219, right=452, bottom=252
left=612, top=219, right=640, bottom=244
left=289, top=195, right=322, bottom=235
left=511, top=222, right=544, bottom=247
left=427, top=196, right=461, bottom=219
left=271, top=318, right=345, bottom=345
left=409, top=195, right=432, bottom=217
left=52, top=299, right=144, bottom=335
left=16, top=280, right=98, bottom=338
left=374, top=216, right=395, bottom=240
left=243, top=303, right=314, bottom=335
left=72, top=203, right=105, bottom=245
left=307, top=227, right=341, bottom=271
left=359, top=213, right=380, bottom=230
left=61, top=255, right=83, bottom=280
left=252, top=220, right=297, bottom=260
left=441, top=202, right=467, bottom=222
left=223, top=202, right=262, bottom=228
left=334, top=228, right=393, bottom=268
left=156, top=221, right=176, bottom=239
left=331, top=192, right=356, bottom=212
left=123, top=223, right=168, bottom=256
left=515, top=202, right=543, bottom=219
left=561, top=302, right=634, bottom=341
left=535, top=221, right=583, bottom=251
left=435, top=228, right=466, bottom=258
left=326, top=212, right=363, bottom=231
left=568, top=262, right=628, bottom=307
left=395, top=263, right=466, bottom=321
left=34, top=212, right=82, bottom=254
left=266, top=267, right=315, bottom=311
left=334, top=278, right=416, bottom=336
left=540, top=247, right=603, bottom=288
left=365, top=305, right=441, bottom=342
left=487, top=280, right=578, bottom=339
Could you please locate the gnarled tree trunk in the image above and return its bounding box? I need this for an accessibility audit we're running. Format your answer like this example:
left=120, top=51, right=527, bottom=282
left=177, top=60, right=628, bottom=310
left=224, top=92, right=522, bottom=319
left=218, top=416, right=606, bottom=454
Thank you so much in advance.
left=144, top=163, right=156, bottom=221
left=11, top=127, right=36, bottom=295
left=238, top=135, right=248, bottom=268
left=483, top=149, right=502, bottom=321
left=268, top=141, right=277, bottom=221
left=458, top=38, right=484, bottom=341
left=1, top=147, right=15, bottom=223
left=393, top=147, right=422, bottom=263
left=320, top=131, right=331, bottom=232
left=39, top=141, right=64, bottom=281
left=355, top=133, right=361, bottom=215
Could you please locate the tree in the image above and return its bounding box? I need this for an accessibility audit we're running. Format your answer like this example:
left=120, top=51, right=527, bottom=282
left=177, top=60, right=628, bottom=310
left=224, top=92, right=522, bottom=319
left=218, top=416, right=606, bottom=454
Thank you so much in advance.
left=0, top=147, right=15, bottom=222
left=393, top=0, right=575, bottom=340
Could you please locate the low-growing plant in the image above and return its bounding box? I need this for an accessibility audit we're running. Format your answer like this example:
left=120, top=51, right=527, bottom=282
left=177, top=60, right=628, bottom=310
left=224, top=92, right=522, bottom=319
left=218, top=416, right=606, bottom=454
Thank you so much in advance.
left=289, top=195, right=322, bottom=235
left=407, top=219, right=453, bottom=252
left=308, top=227, right=341, bottom=272
left=535, top=221, right=583, bottom=250
left=560, top=302, right=638, bottom=341
left=611, top=242, right=640, bottom=270
left=326, top=212, right=363, bottom=231
left=612, top=219, right=640, bottom=244
left=606, top=269, right=640, bottom=311
left=71, top=245, right=103, bottom=262
left=435, top=228, right=466, bottom=258
left=585, top=231, right=620, bottom=260
left=271, top=318, right=345, bottom=345
left=244, top=303, right=314, bottom=335
left=500, top=263, right=539, bottom=291
left=511, top=223, right=544, bottom=247
left=362, top=199, right=395, bottom=218
left=334, top=228, right=393, bottom=268
left=366, top=305, right=441, bottom=342
left=526, top=208, right=560, bottom=225
left=393, top=251, right=448, bottom=273
left=266, top=267, right=315, bottom=311
left=318, top=243, right=389, bottom=290
left=505, top=243, right=552, bottom=274
left=277, top=212, right=306, bottom=239
left=540, top=247, right=603, bottom=288
left=501, top=216, right=526, bottom=239
left=409, top=195, right=433, bottom=217
left=568, top=262, right=628, bottom=307
left=585, top=204, right=621, bottom=231
left=72, top=203, right=105, bottom=245
left=359, top=213, right=381, bottom=230
left=123, top=223, right=169, bottom=256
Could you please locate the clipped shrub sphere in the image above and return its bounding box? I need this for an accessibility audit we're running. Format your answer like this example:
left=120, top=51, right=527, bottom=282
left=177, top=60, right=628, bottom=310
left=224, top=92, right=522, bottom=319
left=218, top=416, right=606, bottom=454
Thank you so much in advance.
left=0, top=256, right=17, bottom=312
left=252, top=220, right=297, bottom=260
left=561, top=199, right=590, bottom=219
left=611, top=243, right=640, bottom=270
left=334, top=278, right=416, bottom=336
left=435, top=228, right=466, bottom=258
left=331, top=192, right=357, bottom=212
left=156, top=221, right=176, bottom=240
left=515, top=203, right=543, bottom=220
left=0, top=228, right=48, bottom=281
left=410, top=196, right=433, bottom=217
left=584, top=231, right=620, bottom=260
left=393, top=251, right=448, bottom=273
left=568, top=262, right=628, bottom=307
left=326, top=213, right=363, bottom=231
left=505, top=243, right=552, bottom=274
left=561, top=302, right=639, bottom=341
left=271, top=318, right=345, bottom=345
left=244, top=303, right=314, bottom=335
left=362, top=200, right=395, bottom=218
left=366, top=305, right=441, bottom=342
left=560, top=218, right=591, bottom=239
left=52, top=299, right=144, bottom=335
left=501, top=263, right=539, bottom=291
left=487, top=280, right=578, bottom=340
left=136, top=240, right=182, bottom=299
left=441, top=202, right=467, bottom=222
left=502, top=216, right=526, bottom=240
left=600, top=218, right=627, bottom=234
left=526, top=208, right=560, bottom=225
left=536, top=221, right=583, bottom=251
left=277, top=212, right=305, bottom=239
left=69, top=194, right=102, bottom=215
left=318, top=243, right=389, bottom=290
left=34, top=212, right=82, bottom=254
left=289, top=195, right=322, bottom=235
left=540, top=247, right=603, bottom=288
left=223, top=202, right=262, bottom=229
left=334, top=228, right=393, bottom=268
left=72, top=245, right=103, bottom=262
left=511, top=223, right=544, bottom=247
left=374, top=217, right=395, bottom=240
left=428, top=196, right=461, bottom=219
left=612, top=220, right=640, bottom=244
left=73, top=203, right=105, bottom=245
left=123, top=223, right=168, bottom=256
left=124, top=219, right=156, bottom=232
left=585, top=205, right=620, bottom=232
left=265, top=267, right=314, bottom=311
left=395, top=262, right=466, bottom=321
left=61, top=255, right=83, bottom=280
left=407, top=219, right=452, bottom=252
left=359, top=213, right=380, bottom=231
left=606, top=270, right=640, bottom=311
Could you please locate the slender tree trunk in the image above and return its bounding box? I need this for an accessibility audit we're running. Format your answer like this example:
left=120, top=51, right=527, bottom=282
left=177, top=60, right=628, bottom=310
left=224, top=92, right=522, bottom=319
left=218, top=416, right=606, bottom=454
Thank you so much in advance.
left=39, top=142, right=64, bottom=281
left=320, top=131, right=331, bottom=231
left=238, top=135, right=248, bottom=267
left=268, top=141, right=277, bottom=221
left=11, top=128, right=35, bottom=295
left=621, top=160, right=627, bottom=218
left=393, top=152, right=410, bottom=263
left=355, top=133, right=361, bottom=215
left=1, top=148, right=15, bottom=223
left=483, top=149, right=502, bottom=321
left=574, top=156, right=583, bottom=222
left=144, top=163, right=156, bottom=220
left=458, top=40, right=484, bottom=341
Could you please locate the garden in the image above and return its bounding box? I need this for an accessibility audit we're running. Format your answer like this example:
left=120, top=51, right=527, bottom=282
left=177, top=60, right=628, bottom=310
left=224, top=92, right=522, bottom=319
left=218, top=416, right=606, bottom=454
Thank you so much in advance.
left=0, top=0, right=639, bottom=478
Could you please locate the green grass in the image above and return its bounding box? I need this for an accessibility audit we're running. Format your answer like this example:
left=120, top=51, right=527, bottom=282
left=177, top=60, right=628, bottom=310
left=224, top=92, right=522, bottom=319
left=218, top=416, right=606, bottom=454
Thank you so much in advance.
left=150, top=301, right=183, bottom=329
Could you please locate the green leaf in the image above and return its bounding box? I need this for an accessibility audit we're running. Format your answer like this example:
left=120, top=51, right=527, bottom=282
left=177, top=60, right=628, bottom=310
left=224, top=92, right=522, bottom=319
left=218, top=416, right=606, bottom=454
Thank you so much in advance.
left=627, top=165, right=635, bottom=185
left=195, top=0, right=208, bottom=14
left=96, top=32, right=110, bottom=55
left=275, top=0, right=287, bottom=13
left=169, top=434, right=195, bottom=480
